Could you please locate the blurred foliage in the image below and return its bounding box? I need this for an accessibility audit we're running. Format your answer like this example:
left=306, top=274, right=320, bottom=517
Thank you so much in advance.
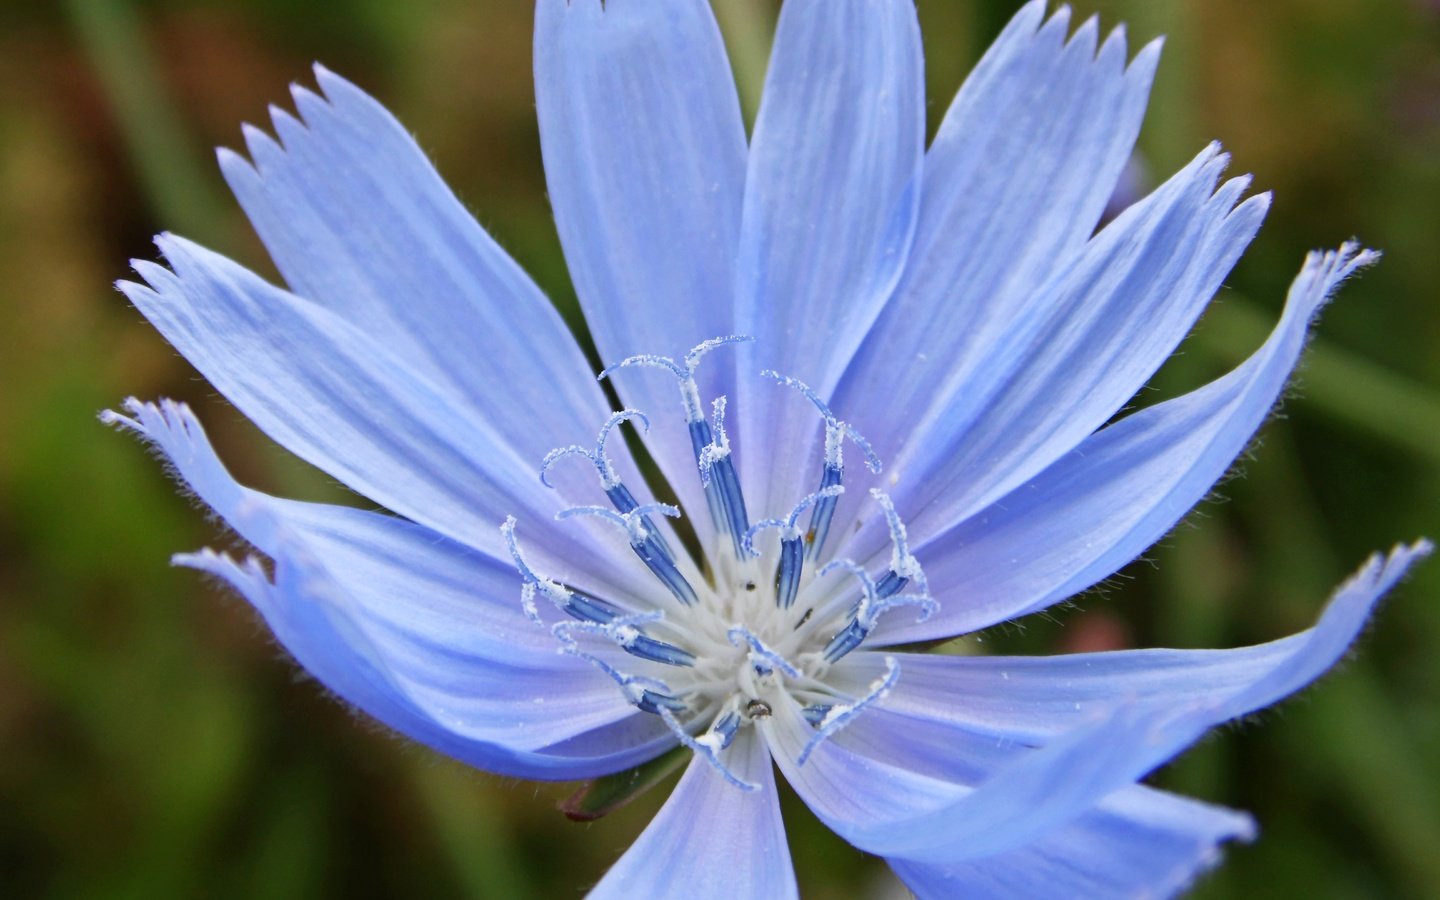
left=0, top=0, right=1437, bottom=897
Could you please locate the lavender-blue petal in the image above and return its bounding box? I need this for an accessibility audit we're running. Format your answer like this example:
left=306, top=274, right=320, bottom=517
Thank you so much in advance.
left=105, top=400, right=675, bottom=769
left=119, top=236, right=651, bottom=596
left=833, top=704, right=1252, bottom=896
left=897, top=154, right=1266, bottom=543
left=534, top=0, right=747, bottom=532
left=763, top=694, right=969, bottom=835
left=180, top=548, right=674, bottom=782
left=834, top=3, right=1158, bottom=475
left=106, top=398, right=580, bottom=663
left=889, top=787, right=1256, bottom=900
left=846, top=146, right=1267, bottom=563
left=851, top=539, right=1429, bottom=743
left=218, top=67, right=613, bottom=466
left=873, top=244, right=1376, bottom=643
left=589, top=731, right=797, bottom=900
left=734, top=0, right=924, bottom=517
left=781, top=543, right=1426, bottom=863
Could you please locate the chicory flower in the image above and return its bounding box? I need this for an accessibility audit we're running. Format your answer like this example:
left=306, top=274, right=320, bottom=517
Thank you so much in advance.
left=106, top=1, right=1428, bottom=896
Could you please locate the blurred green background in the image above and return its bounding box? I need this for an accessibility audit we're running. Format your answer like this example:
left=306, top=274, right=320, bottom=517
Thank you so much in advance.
left=1, top=0, right=1437, bottom=897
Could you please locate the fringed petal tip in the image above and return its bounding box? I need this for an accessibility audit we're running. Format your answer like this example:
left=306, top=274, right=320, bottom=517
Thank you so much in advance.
left=1406, top=536, right=1434, bottom=558
left=169, top=549, right=289, bottom=634
left=1139, top=541, right=1432, bottom=728
left=1133, top=32, right=1165, bottom=65
left=98, top=396, right=197, bottom=447
left=1297, top=241, right=1381, bottom=320
left=173, top=546, right=265, bottom=583
left=1185, top=537, right=1432, bottom=730
left=1230, top=808, right=1261, bottom=845
left=208, top=65, right=350, bottom=176
left=99, top=398, right=210, bottom=490
left=1355, top=538, right=1433, bottom=596
left=96, top=401, right=138, bottom=431
left=114, top=232, right=199, bottom=297
left=1026, top=0, right=1164, bottom=63
left=310, top=61, right=367, bottom=107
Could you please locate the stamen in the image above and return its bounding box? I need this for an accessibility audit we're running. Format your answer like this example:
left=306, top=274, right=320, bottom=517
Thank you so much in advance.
left=818, top=560, right=878, bottom=663
left=557, top=504, right=699, bottom=607
left=502, top=517, right=625, bottom=625
left=556, top=615, right=697, bottom=668
left=727, top=627, right=803, bottom=679
left=712, top=709, right=742, bottom=749
left=599, top=337, right=755, bottom=558
left=797, top=656, right=901, bottom=765
left=870, top=489, right=924, bottom=599
left=696, top=397, right=751, bottom=556
left=695, top=398, right=728, bottom=487
left=597, top=353, right=688, bottom=385
left=745, top=485, right=845, bottom=609
left=539, top=409, right=648, bottom=491
left=658, top=707, right=759, bottom=792
left=688, top=415, right=730, bottom=539
left=802, top=704, right=833, bottom=726
left=539, top=409, right=676, bottom=564
left=598, top=335, right=753, bottom=423
left=761, top=371, right=882, bottom=560
left=555, top=636, right=689, bottom=715
left=634, top=692, right=689, bottom=716
left=519, top=582, right=543, bottom=627
left=683, top=335, right=754, bottom=372
left=819, top=559, right=938, bottom=664
left=567, top=592, right=622, bottom=624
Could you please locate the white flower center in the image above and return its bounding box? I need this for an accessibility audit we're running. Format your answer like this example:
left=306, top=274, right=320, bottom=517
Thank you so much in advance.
left=504, top=338, right=930, bottom=788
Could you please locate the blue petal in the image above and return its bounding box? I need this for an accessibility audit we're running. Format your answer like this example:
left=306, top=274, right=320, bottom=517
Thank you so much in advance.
left=826, top=702, right=1253, bottom=895
left=872, top=244, right=1375, bottom=642
left=218, top=67, right=612, bottom=468
left=778, top=543, right=1427, bottom=863
left=119, top=237, right=656, bottom=599
left=909, top=152, right=1265, bottom=527
left=180, top=547, right=673, bottom=782
left=534, top=0, right=748, bottom=531
left=835, top=3, right=1160, bottom=476
left=733, top=0, right=924, bottom=517
left=851, top=539, right=1429, bottom=744
left=105, top=399, right=598, bottom=662
left=104, top=400, right=675, bottom=777
left=843, top=146, right=1267, bottom=564
left=589, top=731, right=797, bottom=900
left=889, top=787, right=1255, bottom=900
left=763, top=694, right=969, bottom=837
left=777, top=696, right=1245, bottom=864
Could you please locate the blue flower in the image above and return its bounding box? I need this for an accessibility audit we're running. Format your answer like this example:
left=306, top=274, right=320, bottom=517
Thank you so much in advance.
left=105, top=1, right=1428, bottom=897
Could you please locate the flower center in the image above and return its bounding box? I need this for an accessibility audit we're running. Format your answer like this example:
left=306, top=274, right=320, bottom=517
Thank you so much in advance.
left=503, top=338, right=933, bottom=788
